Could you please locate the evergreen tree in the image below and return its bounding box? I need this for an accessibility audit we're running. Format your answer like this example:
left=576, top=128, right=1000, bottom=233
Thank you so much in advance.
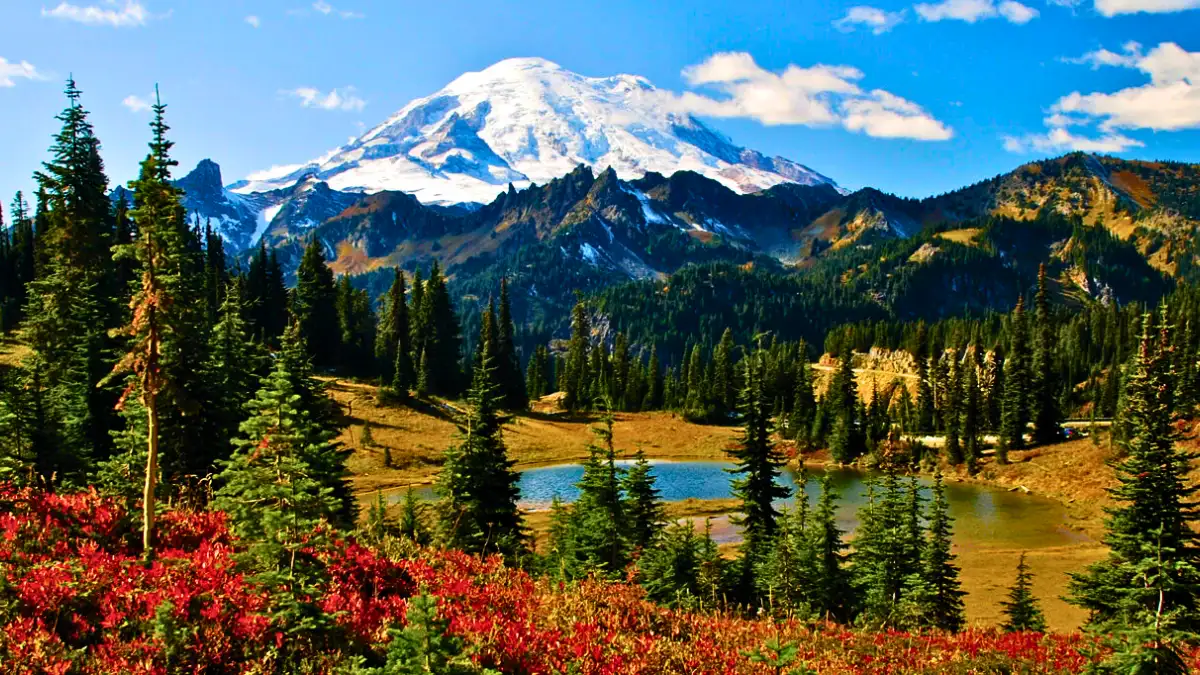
left=727, top=347, right=791, bottom=600
left=525, top=345, right=549, bottom=400
left=291, top=237, right=339, bottom=368
left=562, top=297, right=591, bottom=412
left=105, top=91, right=201, bottom=557
left=1069, top=310, right=1200, bottom=634
left=1031, top=265, right=1063, bottom=446
left=758, top=492, right=815, bottom=616
left=809, top=473, right=854, bottom=621
left=712, top=328, right=736, bottom=417
left=23, top=78, right=120, bottom=480
left=1001, top=553, right=1046, bottom=632
left=437, top=343, right=525, bottom=559
left=418, top=261, right=462, bottom=397
left=961, top=350, right=983, bottom=474
left=853, top=471, right=912, bottom=626
left=376, top=268, right=412, bottom=387
left=622, top=449, right=665, bottom=552
left=199, top=282, right=263, bottom=470
left=549, top=409, right=629, bottom=577
left=943, top=351, right=963, bottom=464
left=788, top=360, right=817, bottom=447
left=999, top=297, right=1031, bottom=460
left=828, top=350, right=864, bottom=463
left=917, top=471, right=966, bottom=632
left=495, top=277, right=527, bottom=410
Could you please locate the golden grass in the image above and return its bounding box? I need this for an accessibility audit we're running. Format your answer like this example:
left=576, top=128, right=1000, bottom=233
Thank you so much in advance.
left=935, top=227, right=984, bottom=246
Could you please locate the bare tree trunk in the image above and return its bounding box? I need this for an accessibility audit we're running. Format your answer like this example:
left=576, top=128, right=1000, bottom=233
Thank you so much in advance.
left=143, top=307, right=159, bottom=561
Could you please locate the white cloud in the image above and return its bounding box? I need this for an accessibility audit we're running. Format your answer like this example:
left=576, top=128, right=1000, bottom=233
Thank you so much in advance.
left=307, top=1, right=364, bottom=19
left=122, top=94, right=153, bottom=113
left=1093, top=0, right=1200, bottom=15
left=41, top=1, right=148, bottom=27
left=914, top=0, right=1039, bottom=23
left=834, top=6, right=907, bottom=34
left=998, top=0, right=1040, bottom=22
left=673, top=52, right=952, bottom=141
left=245, top=15, right=261, bottom=28
left=1007, top=41, right=1200, bottom=154
left=1054, top=42, right=1200, bottom=132
left=1002, top=128, right=1143, bottom=153
left=1063, top=41, right=1143, bottom=68
left=284, top=86, right=366, bottom=112
left=0, top=58, right=42, bottom=88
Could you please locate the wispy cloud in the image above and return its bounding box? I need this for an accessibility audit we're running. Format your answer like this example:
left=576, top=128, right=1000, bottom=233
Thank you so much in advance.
left=914, top=0, right=1039, bottom=23
left=0, top=58, right=43, bottom=88
left=284, top=86, right=367, bottom=112
left=1093, top=0, right=1200, bottom=15
left=122, top=93, right=153, bottom=113
left=834, top=6, right=907, bottom=34
left=41, top=1, right=149, bottom=27
left=295, top=1, right=364, bottom=19
left=1006, top=41, right=1200, bottom=153
left=245, top=15, right=261, bottom=28
left=670, top=52, right=952, bottom=141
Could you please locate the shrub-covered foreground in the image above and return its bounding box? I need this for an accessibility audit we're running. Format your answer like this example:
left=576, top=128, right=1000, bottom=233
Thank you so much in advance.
left=0, top=483, right=1193, bottom=674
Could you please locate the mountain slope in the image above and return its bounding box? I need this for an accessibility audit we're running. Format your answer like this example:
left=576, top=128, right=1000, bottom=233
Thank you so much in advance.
left=232, top=57, right=838, bottom=205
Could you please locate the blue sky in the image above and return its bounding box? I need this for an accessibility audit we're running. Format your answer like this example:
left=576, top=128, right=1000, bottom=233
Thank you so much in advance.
left=1, top=0, right=1198, bottom=205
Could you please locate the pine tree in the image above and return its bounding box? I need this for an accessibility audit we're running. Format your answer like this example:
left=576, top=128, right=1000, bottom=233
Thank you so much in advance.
left=291, top=237, right=339, bottom=368
left=562, top=297, right=591, bottom=412
left=999, top=297, right=1031, bottom=460
left=23, top=78, right=121, bottom=480
left=199, top=282, right=263, bottom=469
left=944, top=350, right=963, bottom=465
left=809, top=473, right=854, bottom=621
left=1001, top=553, right=1046, bottom=632
left=727, top=347, right=791, bottom=600
left=622, top=450, right=665, bottom=551
left=495, top=277, right=527, bottom=410
left=918, top=471, right=966, bottom=632
left=399, top=488, right=431, bottom=546
left=212, top=356, right=345, bottom=662
left=550, top=409, right=629, bottom=577
left=758, top=492, right=814, bottom=616
left=105, top=90, right=199, bottom=558
left=418, top=261, right=462, bottom=397
left=961, top=350, right=983, bottom=474
left=853, top=471, right=912, bottom=626
left=1031, top=265, right=1063, bottom=446
left=788, top=361, right=817, bottom=447
left=713, top=328, right=736, bottom=417
left=437, top=340, right=525, bottom=559
left=915, top=354, right=936, bottom=434
left=525, top=345, right=549, bottom=400
left=376, top=268, right=412, bottom=386
left=1069, top=310, right=1200, bottom=633
left=828, top=350, right=863, bottom=463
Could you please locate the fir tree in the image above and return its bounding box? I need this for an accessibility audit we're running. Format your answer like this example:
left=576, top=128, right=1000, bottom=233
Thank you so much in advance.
left=712, top=328, right=737, bottom=417
left=622, top=449, right=665, bottom=551
left=828, top=350, right=864, bottom=463
left=418, top=261, right=462, bottom=397
left=550, top=408, right=629, bottom=577
left=1031, top=265, right=1063, bottom=446
left=944, top=350, right=963, bottom=465
left=376, top=268, right=412, bottom=386
left=437, top=344, right=525, bottom=559
left=1069, top=310, right=1200, bottom=633
left=291, top=237, right=339, bottom=368
left=495, top=277, right=527, bottom=410
left=199, top=282, right=263, bottom=469
left=809, top=473, right=854, bottom=621
left=961, top=350, right=983, bottom=474
left=1001, top=553, right=1046, bottom=632
left=918, top=471, right=966, bottom=632
left=727, top=347, right=791, bottom=600
left=399, top=487, right=431, bottom=546
left=999, top=297, right=1031, bottom=460
left=105, top=90, right=198, bottom=557
left=562, top=297, right=591, bottom=412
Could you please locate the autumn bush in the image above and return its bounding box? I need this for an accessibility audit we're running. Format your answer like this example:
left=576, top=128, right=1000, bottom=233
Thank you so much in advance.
left=1, top=481, right=1197, bottom=674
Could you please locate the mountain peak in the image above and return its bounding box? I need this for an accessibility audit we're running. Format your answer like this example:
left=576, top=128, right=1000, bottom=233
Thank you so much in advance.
left=177, top=159, right=224, bottom=202
left=235, top=59, right=837, bottom=204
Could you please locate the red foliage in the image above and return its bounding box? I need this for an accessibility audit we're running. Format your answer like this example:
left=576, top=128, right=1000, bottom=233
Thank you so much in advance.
left=1, top=482, right=1197, bottom=674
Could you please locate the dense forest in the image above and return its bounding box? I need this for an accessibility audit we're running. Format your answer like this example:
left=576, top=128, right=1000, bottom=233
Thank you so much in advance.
left=1, top=81, right=1199, bottom=673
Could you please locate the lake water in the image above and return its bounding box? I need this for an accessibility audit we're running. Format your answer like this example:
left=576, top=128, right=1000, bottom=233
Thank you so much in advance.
left=514, top=460, right=1088, bottom=550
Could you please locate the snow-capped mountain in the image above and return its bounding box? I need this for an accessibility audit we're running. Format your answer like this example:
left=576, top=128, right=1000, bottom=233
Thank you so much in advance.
left=174, top=159, right=359, bottom=251
left=233, top=57, right=837, bottom=205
